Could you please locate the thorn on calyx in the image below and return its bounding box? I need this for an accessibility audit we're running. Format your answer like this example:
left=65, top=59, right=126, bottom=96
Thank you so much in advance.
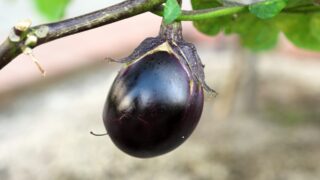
left=104, top=57, right=117, bottom=63
left=204, top=84, right=218, bottom=98
left=210, top=90, right=218, bottom=98
left=90, top=131, right=108, bottom=136
left=23, top=47, right=46, bottom=77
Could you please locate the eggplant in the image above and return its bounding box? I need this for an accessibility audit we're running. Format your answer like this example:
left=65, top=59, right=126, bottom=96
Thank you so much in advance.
left=103, top=21, right=215, bottom=158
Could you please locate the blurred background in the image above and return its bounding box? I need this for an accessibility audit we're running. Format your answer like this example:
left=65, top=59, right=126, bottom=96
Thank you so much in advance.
left=0, top=0, right=319, bottom=180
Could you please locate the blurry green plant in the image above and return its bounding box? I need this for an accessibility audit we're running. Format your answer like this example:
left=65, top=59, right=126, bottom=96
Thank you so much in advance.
left=192, top=0, right=320, bottom=51
left=34, top=0, right=71, bottom=20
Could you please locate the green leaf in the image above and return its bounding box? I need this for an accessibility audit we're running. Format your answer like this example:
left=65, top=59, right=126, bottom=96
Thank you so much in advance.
left=310, top=14, right=320, bottom=41
left=274, top=14, right=320, bottom=51
left=192, top=0, right=278, bottom=51
left=249, top=0, right=287, bottom=19
left=286, top=0, right=314, bottom=8
left=164, top=0, right=182, bottom=24
left=191, top=0, right=320, bottom=52
left=191, top=0, right=228, bottom=36
left=227, top=14, right=279, bottom=51
left=193, top=16, right=233, bottom=36
left=191, top=0, right=221, bottom=9
left=34, top=0, right=71, bottom=20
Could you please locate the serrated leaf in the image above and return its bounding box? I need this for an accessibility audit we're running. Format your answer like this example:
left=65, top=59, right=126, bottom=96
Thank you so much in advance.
left=164, top=0, right=182, bottom=24
left=249, top=0, right=287, bottom=19
left=34, top=0, right=71, bottom=21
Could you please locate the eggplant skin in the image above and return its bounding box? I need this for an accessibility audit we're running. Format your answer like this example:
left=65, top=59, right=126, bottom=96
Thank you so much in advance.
left=103, top=51, right=204, bottom=158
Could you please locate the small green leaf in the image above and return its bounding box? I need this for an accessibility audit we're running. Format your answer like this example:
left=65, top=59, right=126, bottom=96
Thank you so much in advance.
left=249, top=0, right=287, bottom=19
left=164, top=0, right=182, bottom=24
left=34, top=0, right=71, bottom=20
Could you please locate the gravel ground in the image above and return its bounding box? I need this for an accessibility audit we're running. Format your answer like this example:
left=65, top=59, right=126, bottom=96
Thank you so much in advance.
left=0, top=47, right=319, bottom=180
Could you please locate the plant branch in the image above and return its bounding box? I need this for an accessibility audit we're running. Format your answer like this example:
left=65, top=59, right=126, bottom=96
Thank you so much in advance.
left=2, top=0, right=320, bottom=71
left=152, top=2, right=320, bottom=21
left=0, top=0, right=165, bottom=70
left=153, top=5, right=247, bottom=21
left=283, top=5, right=320, bottom=13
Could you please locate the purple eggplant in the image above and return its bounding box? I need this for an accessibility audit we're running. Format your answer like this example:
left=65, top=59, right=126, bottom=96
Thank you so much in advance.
left=102, top=22, right=215, bottom=158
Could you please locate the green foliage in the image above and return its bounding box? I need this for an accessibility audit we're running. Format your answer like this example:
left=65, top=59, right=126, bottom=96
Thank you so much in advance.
left=275, top=14, right=320, bottom=51
left=286, top=0, right=315, bottom=8
left=226, top=14, right=279, bottom=51
left=249, top=0, right=287, bottom=19
left=34, top=0, right=71, bottom=21
left=191, top=0, right=320, bottom=52
left=163, top=0, right=182, bottom=24
left=30, top=0, right=320, bottom=52
left=192, top=0, right=226, bottom=36
left=311, top=14, right=320, bottom=41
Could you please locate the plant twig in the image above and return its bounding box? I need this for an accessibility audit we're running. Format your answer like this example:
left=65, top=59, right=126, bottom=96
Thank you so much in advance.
left=0, top=0, right=165, bottom=70
left=153, top=2, right=320, bottom=21
left=153, top=5, right=247, bottom=21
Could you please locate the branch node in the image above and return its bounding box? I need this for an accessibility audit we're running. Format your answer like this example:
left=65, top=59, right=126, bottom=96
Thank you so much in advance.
left=1, top=0, right=167, bottom=70
left=25, top=34, right=38, bottom=47
left=8, top=19, right=33, bottom=43
left=105, top=57, right=117, bottom=63
left=8, top=31, right=21, bottom=42
left=14, top=19, right=32, bottom=32
left=34, top=26, right=49, bottom=38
